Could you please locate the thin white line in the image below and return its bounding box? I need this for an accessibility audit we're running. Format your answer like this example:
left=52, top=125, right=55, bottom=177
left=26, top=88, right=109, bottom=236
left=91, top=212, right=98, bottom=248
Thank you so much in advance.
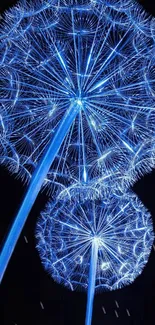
left=126, top=309, right=130, bottom=317
left=40, top=301, right=44, bottom=310
left=115, top=310, right=119, bottom=318
left=115, top=300, right=119, bottom=308
left=24, top=236, right=28, bottom=244
left=102, top=306, right=106, bottom=314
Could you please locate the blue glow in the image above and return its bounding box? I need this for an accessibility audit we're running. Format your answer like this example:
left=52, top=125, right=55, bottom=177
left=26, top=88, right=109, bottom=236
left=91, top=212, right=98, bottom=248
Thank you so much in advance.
left=0, top=100, right=81, bottom=281
left=36, top=189, right=154, bottom=324
left=0, top=0, right=154, bottom=191
left=86, top=238, right=98, bottom=325
left=0, top=1, right=155, bottom=324
left=36, top=190, right=154, bottom=291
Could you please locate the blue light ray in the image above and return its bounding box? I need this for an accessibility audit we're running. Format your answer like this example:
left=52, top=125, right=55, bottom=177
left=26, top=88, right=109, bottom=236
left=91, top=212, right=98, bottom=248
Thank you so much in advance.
left=85, top=239, right=98, bottom=325
left=0, top=100, right=81, bottom=282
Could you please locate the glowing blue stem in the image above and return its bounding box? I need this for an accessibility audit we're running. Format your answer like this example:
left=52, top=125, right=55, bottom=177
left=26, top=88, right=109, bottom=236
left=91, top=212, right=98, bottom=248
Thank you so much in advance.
left=85, top=241, right=98, bottom=325
left=0, top=101, right=81, bottom=282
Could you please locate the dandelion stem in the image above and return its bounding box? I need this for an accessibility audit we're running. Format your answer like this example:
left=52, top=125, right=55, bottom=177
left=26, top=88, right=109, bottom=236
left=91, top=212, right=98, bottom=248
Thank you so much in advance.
left=85, top=239, right=98, bottom=325
left=0, top=101, right=81, bottom=282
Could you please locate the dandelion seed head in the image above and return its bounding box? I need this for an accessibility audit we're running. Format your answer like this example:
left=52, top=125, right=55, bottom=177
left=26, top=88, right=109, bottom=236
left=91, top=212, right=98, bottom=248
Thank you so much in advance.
left=0, top=0, right=155, bottom=194
left=36, top=190, right=154, bottom=291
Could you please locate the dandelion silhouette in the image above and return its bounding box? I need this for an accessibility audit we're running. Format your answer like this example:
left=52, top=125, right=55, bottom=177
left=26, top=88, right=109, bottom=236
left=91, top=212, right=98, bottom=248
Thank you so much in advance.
left=36, top=189, right=154, bottom=323
left=36, top=191, right=154, bottom=291
left=0, top=0, right=155, bottom=189
left=0, top=0, right=155, bottom=324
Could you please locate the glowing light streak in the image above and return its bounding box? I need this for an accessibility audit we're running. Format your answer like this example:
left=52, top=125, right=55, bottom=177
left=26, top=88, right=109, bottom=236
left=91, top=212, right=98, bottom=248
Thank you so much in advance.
left=122, top=140, right=134, bottom=153
left=0, top=100, right=81, bottom=282
left=85, top=239, right=98, bottom=325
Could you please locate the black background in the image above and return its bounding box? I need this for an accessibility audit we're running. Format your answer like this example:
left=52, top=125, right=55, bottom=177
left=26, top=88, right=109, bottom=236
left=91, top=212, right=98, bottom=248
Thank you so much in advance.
left=0, top=1, right=155, bottom=324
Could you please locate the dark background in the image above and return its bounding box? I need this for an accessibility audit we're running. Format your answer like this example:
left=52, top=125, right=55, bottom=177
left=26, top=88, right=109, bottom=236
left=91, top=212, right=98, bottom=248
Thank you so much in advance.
left=0, top=1, right=155, bottom=324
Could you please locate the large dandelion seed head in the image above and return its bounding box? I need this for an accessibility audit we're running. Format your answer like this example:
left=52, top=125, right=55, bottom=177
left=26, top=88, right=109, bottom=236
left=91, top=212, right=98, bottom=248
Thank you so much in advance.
left=35, top=190, right=154, bottom=291
left=0, top=0, right=155, bottom=195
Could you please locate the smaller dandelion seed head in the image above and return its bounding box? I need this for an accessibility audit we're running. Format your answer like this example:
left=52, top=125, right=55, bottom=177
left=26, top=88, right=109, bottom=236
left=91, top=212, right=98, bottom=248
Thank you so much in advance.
left=35, top=189, right=154, bottom=292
